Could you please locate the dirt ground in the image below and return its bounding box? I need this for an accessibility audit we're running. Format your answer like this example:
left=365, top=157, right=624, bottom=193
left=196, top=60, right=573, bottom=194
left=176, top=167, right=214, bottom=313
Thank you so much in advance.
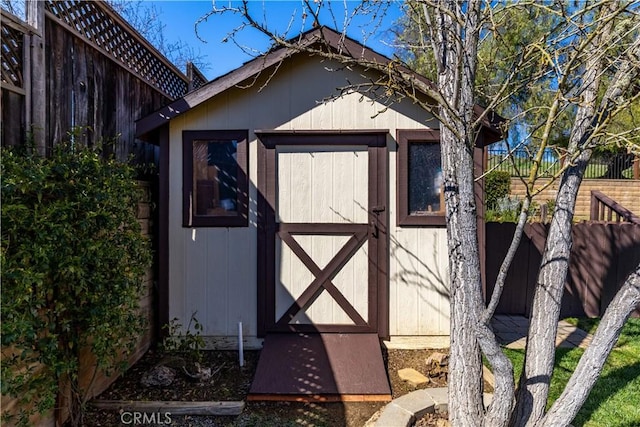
left=85, top=347, right=459, bottom=427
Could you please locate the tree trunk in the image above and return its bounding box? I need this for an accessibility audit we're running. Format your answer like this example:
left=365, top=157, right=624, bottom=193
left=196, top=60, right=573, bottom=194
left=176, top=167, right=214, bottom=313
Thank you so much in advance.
left=437, top=1, right=487, bottom=425
left=540, top=264, right=640, bottom=427
left=442, top=122, right=486, bottom=427
left=512, top=6, right=639, bottom=424
left=511, top=152, right=592, bottom=426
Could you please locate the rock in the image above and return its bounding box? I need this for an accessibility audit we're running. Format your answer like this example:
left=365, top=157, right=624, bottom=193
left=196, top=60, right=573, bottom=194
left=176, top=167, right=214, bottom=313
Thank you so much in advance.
left=425, top=352, right=449, bottom=367
left=426, top=352, right=449, bottom=379
left=398, top=368, right=430, bottom=387
left=183, top=362, right=212, bottom=382
left=141, top=365, right=176, bottom=387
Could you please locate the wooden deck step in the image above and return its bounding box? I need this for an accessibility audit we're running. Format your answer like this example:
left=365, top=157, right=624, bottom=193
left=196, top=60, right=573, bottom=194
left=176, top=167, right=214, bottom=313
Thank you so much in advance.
left=248, top=333, right=391, bottom=402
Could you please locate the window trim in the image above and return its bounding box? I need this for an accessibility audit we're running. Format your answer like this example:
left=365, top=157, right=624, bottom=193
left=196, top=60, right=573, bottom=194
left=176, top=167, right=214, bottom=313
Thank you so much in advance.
left=397, top=129, right=445, bottom=226
left=182, top=130, right=249, bottom=227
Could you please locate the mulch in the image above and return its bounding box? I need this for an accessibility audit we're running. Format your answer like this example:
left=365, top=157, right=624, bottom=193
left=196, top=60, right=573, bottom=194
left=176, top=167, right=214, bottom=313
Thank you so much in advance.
left=83, top=347, right=466, bottom=426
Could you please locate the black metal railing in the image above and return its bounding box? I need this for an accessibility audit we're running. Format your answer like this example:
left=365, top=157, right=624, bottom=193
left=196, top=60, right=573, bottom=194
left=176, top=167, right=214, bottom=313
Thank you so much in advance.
left=487, top=147, right=639, bottom=180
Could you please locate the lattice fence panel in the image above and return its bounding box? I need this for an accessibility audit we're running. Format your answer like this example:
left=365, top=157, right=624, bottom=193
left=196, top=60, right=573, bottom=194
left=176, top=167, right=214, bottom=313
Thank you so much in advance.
left=191, top=69, right=207, bottom=91
left=1, top=24, right=24, bottom=88
left=45, top=0, right=188, bottom=99
left=187, top=61, right=208, bottom=91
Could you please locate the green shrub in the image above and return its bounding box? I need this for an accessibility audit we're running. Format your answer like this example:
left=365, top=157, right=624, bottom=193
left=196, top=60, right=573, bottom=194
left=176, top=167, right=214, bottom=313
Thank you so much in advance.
left=485, top=170, right=511, bottom=210
left=1, top=143, right=152, bottom=426
left=161, top=313, right=206, bottom=363
left=486, top=195, right=521, bottom=222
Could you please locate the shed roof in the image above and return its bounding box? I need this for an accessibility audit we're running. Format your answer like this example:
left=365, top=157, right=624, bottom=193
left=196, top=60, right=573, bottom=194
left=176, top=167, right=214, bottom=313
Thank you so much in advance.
left=136, top=26, right=504, bottom=144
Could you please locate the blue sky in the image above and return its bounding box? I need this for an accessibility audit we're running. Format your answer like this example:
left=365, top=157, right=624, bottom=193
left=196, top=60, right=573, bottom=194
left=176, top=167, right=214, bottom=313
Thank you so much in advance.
left=146, top=1, right=404, bottom=80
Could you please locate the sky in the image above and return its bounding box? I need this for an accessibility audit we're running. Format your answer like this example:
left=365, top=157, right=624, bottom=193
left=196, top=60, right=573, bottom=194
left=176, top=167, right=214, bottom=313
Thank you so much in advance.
left=145, top=1, right=404, bottom=80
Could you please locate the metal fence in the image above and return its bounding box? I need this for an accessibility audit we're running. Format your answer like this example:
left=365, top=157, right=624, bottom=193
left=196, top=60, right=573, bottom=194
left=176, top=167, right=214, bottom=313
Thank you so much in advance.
left=487, top=147, right=640, bottom=179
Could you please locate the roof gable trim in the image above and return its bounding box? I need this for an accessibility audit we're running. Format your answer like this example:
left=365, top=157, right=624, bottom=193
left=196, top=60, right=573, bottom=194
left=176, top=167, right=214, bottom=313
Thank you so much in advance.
left=136, top=26, right=504, bottom=142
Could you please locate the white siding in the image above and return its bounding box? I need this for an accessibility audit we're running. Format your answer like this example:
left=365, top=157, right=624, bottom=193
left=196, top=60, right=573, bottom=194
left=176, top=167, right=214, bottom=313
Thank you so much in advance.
left=387, top=227, right=450, bottom=335
left=168, top=54, right=450, bottom=347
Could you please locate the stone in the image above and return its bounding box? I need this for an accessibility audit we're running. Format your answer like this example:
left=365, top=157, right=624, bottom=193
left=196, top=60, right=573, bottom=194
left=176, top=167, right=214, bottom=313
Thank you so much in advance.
left=373, top=402, right=413, bottom=427
left=183, top=362, right=212, bottom=382
left=370, top=387, right=452, bottom=427
left=424, top=387, right=449, bottom=413
left=425, top=352, right=449, bottom=379
left=425, top=352, right=449, bottom=367
left=392, top=388, right=436, bottom=419
left=398, top=368, right=429, bottom=387
left=141, top=365, right=176, bottom=387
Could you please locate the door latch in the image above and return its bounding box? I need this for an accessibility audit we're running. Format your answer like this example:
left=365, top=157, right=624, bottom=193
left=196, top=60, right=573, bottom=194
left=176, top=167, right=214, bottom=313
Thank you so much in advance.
left=370, top=220, right=379, bottom=238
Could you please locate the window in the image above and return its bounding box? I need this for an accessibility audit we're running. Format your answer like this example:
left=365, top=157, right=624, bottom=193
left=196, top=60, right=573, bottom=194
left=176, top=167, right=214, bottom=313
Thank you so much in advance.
left=183, top=130, right=249, bottom=227
left=397, top=129, right=445, bottom=226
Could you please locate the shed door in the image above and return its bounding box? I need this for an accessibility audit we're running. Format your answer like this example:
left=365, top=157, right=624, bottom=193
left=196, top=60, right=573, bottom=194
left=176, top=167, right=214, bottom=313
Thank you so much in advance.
left=257, top=133, right=388, bottom=336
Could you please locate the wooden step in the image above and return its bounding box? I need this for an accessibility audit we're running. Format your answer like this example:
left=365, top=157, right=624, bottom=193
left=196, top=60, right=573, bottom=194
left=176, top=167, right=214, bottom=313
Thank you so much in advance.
left=249, top=332, right=391, bottom=401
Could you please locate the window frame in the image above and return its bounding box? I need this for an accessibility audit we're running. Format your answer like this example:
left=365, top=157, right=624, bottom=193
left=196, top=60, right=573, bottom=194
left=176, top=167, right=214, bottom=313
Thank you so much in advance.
left=182, top=130, right=249, bottom=227
left=396, top=129, right=445, bottom=226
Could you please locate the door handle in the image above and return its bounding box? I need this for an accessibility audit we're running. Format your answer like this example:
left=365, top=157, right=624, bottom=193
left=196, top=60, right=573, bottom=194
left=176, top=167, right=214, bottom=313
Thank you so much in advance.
left=370, top=220, right=379, bottom=238
left=372, top=205, right=386, bottom=214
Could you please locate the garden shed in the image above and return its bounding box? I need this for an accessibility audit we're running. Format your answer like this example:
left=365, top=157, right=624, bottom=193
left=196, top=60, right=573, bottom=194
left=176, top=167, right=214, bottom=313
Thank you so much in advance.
left=137, top=26, right=503, bottom=398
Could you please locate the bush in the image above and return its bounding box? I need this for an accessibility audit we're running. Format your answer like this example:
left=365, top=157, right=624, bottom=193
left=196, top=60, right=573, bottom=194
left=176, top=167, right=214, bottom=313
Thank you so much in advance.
left=486, top=195, right=522, bottom=222
left=485, top=170, right=511, bottom=210
left=1, top=143, right=152, bottom=426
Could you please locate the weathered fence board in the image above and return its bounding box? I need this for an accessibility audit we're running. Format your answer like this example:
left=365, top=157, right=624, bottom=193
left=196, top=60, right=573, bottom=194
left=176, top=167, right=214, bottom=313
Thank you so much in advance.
left=2, top=0, right=208, bottom=161
left=1, top=88, right=25, bottom=145
left=486, top=222, right=640, bottom=318
left=43, top=20, right=168, bottom=161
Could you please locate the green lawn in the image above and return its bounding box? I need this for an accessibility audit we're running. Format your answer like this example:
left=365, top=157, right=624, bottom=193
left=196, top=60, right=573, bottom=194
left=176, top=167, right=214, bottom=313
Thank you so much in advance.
left=501, top=318, right=640, bottom=427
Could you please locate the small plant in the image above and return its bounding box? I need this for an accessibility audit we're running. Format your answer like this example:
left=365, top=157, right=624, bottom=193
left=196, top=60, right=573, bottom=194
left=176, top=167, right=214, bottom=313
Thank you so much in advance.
left=486, top=195, right=521, bottom=222
left=545, top=199, right=556, bottom=215
left=160, top=313, right=206, bottom=362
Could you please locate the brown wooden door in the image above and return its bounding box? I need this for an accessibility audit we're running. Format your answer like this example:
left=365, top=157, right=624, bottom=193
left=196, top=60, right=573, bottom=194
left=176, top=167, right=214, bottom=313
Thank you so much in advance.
left=257, top=132, right=388, bottom=337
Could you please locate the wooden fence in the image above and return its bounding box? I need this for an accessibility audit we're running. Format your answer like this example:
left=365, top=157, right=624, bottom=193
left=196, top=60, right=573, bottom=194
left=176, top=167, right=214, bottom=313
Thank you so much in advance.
left=590, top=190, right=640, bottom=224
left=485, top=222, right=640, bottom=318
left=509, top=178, right=640, bottom=221
left=1, top=0, right=207, bottom=161
left=0, top=0, right=198, bottom=423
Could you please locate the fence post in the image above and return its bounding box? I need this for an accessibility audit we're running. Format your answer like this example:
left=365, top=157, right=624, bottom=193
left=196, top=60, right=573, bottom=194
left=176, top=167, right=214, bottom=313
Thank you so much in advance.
left=26, top=0, right=46, bottom=156
left=634, top=154, right=639, bottom=180
left=590, top=191, right=599, bottom=221
left=187, top=62, right=195, bottom=92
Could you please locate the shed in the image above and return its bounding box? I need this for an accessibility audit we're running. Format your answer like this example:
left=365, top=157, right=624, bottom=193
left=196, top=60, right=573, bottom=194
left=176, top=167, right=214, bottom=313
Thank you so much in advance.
left=137, top=27, right=502, bottom=399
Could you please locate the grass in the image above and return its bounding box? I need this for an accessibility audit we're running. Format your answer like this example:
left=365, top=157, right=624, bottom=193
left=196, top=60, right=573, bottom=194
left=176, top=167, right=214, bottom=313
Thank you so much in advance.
left=501, top=318, right=640, bottom=427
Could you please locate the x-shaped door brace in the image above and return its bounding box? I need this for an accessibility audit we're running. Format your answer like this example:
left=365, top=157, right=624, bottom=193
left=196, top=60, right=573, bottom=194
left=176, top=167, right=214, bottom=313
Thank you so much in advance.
left=276, top=223, right=369, bottom=327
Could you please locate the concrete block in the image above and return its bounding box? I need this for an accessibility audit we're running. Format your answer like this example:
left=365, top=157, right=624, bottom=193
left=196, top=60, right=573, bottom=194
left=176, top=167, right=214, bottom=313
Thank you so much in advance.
left=374, top=402, right=414, bottom=427
left=424, top=387, right=449, bottom=413
left=483, top=393, right=493, bottom=409
left=393, top=389, right=436, bottom=420
left=482, top=365, right=495, bottom=388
